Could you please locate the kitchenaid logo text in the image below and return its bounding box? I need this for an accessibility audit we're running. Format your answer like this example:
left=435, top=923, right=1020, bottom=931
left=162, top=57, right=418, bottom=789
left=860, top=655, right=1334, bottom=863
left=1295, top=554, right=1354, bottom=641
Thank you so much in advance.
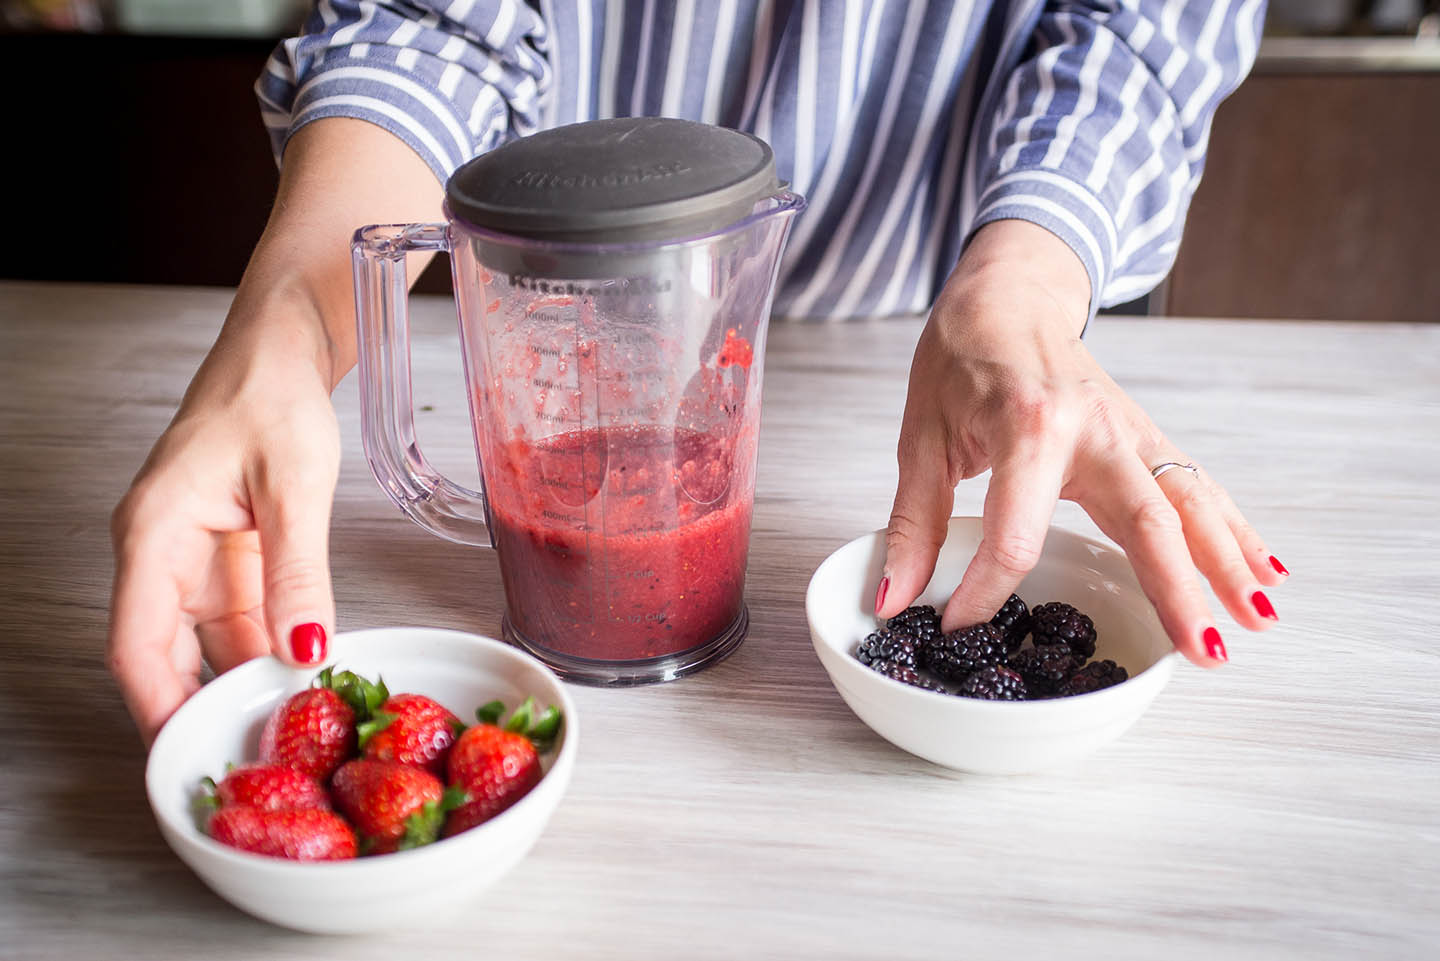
left=508, top=275, right=672, bottom=297
left=510, top=161, right=689, bottom=190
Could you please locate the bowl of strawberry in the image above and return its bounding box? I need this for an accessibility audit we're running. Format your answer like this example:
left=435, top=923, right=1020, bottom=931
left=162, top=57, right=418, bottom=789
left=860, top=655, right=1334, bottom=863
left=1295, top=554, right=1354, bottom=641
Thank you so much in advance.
left=806, top=517, right=1178, bottom=775
left=145, top=627, right=578, bottom=933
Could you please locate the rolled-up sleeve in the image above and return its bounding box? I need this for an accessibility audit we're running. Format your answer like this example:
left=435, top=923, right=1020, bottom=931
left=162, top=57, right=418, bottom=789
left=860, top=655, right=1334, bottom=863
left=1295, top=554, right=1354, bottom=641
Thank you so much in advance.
left=966, top=0, right=1267, bottom=319
left=255, top=0, right=551, bottom=182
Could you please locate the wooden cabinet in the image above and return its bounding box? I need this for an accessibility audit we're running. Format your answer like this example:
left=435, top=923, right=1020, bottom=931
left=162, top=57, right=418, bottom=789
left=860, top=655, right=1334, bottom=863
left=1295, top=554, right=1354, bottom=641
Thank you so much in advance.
left=1166, top=49, right=1440, bottom=323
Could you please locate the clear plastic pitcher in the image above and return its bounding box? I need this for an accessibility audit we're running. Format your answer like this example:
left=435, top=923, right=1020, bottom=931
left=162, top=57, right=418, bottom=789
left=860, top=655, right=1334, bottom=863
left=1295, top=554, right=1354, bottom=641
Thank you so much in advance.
left=352, top=119, right=803, bottom=684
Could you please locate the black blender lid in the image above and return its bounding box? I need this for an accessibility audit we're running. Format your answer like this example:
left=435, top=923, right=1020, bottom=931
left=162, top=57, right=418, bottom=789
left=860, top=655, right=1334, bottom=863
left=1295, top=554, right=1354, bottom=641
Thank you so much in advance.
left=446, top=118, right=778, bottom=244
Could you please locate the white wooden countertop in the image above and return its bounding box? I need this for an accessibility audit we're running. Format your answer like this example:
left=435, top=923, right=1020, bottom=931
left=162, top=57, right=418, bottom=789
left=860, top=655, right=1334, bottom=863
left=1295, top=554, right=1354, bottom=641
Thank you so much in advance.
left=0, top=282, right=1436, bottom=960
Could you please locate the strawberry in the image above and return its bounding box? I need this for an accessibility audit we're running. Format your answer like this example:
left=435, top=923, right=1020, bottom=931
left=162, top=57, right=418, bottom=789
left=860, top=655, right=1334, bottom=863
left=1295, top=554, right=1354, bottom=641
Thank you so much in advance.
left=359, top=692, right=465, bottom=776
left=443, top=698, right=561, bottom=837
left=208, top=805, right=357, bottom=861
left=202, top=763, right=330, bottom=813
left=330, top=759, right=463, bottom=855
left=258, top=667, right=387, bottom=781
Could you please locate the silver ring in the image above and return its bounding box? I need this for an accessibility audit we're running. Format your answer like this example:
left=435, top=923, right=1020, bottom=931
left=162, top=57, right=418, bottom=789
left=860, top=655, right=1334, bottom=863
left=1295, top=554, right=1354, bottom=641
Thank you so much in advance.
left=1150, top=461, right=1199, bottom=481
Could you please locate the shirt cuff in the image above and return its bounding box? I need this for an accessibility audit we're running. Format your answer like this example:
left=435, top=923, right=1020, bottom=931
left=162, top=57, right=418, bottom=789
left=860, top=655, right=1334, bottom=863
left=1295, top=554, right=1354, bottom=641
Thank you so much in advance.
left=966, top=168, right=1121, bottom=331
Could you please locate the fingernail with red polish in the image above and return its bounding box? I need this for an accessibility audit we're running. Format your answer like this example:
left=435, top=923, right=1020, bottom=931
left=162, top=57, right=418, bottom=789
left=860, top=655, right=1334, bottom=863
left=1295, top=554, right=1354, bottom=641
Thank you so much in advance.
left=1203, top=627, right=1227, bottom=662
left=1269, top=555, right=1289, bottom=576
left=874, top=576, right=890, bottom=616
left=290, top=622, right=327, bottom=664
left=1252, top=591, right=1278, bottom=621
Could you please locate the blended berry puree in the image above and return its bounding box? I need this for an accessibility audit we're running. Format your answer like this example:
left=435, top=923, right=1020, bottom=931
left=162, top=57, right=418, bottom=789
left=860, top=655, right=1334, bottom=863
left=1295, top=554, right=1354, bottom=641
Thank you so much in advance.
left=486, top=424, right=754, bottom=662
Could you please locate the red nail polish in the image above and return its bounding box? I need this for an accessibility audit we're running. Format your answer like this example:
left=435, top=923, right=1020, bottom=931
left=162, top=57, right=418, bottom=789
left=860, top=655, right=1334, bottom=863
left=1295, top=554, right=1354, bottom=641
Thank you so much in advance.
left=1269, top=555, right=1289, bottom=576
left=1252, top=591, right=1278, bottom=621
left=1203, top=627, right=1227, bottom=662
left=290, top=623, right=327, bottom=664
left=874, top=576, right=890, bottom=616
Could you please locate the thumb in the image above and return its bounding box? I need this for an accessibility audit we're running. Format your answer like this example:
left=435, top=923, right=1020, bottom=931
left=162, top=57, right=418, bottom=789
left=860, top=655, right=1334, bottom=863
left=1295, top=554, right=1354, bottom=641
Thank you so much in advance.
left=878, top=426, right=955, bottom=620
left=253, top=462, right=337, bottom=668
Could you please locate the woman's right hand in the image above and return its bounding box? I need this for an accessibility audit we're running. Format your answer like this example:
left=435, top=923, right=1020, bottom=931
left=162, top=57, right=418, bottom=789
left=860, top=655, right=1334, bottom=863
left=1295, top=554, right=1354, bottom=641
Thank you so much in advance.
left=108, top=294, right=342, bottom=745
left=105, top=118, right=444, bottom=745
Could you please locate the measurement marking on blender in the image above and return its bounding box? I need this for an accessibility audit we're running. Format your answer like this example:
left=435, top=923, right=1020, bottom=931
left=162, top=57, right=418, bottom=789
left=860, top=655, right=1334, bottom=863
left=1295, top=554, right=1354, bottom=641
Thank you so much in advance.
left=580, top=307, right=607, bottom=637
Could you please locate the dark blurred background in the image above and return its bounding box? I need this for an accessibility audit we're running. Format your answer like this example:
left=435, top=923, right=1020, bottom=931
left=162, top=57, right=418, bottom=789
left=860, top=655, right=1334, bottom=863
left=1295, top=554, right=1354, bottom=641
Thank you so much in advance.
left=4, top=0, right=1438, bottom=318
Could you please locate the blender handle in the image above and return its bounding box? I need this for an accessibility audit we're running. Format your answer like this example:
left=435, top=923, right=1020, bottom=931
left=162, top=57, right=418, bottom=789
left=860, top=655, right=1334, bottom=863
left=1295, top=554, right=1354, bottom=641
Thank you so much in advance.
left=351, top=223, right=493, bottom=548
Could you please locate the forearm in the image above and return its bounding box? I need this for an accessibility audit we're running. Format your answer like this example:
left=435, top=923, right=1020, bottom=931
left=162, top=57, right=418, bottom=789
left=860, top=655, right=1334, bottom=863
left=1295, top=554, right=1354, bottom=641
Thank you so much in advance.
left=204, top=118, right=444, bottom=400
left=233, top=0, right=552, bottom=394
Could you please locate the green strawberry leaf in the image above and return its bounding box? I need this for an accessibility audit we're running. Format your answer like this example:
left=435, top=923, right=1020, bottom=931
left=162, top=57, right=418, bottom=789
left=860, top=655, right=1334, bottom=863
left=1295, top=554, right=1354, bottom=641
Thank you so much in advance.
left=398, top=800, right=446, bottom=850
left=527, top=706, right=564, bottom=753
left=503, top=696, right=536, bottom=734
left=475, top=697, right=562, bottom=749
left=440, top=785, right=470, bottom=813
left=356, top=711, right=397, bottom=750
left=192, top=776, right=220, bottom=830
left=475, top=700, right=506, bottom=726
left=326, top=669, right=388, bottom=721
left=448, top=716, right=468, bottom=738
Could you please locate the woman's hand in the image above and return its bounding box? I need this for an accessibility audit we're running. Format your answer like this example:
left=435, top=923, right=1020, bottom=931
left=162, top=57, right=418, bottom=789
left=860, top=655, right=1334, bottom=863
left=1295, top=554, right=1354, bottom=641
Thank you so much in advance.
left=106, top=118, right=443, bottom=744
left=108, top=296, right=342, bottom=744
left=879, top=220, right=1286, bottom=665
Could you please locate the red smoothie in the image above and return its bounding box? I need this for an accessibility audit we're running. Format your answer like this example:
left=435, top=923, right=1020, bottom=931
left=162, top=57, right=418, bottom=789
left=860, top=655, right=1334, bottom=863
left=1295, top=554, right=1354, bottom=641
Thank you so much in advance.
left=485, top=424, right=754, bottom=662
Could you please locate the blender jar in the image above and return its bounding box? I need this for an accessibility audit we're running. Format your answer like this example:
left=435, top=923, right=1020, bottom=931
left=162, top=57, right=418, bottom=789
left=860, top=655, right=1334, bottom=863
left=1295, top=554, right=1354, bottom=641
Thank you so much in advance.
left=352, top=118, right=804, bottom=684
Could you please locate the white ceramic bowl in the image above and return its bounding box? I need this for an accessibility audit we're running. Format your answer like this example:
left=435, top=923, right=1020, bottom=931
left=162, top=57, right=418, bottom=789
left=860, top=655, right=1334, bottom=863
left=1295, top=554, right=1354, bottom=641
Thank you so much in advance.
left=146, top=627, right=578, bottom=933
left=807, top=517, right=1178, bottom=774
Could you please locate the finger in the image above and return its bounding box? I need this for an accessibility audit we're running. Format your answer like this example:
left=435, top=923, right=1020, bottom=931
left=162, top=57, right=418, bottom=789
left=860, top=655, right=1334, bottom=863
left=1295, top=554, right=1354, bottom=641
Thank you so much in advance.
left=880, top=424, right=954, bottom=620
left=1080, top=460, right=1228, bottom=668
left=107, top=520, right=195, bottom=745
left=1203, top=477, right=1288, bottom=586
left=1152, top=461, right=1279, bottom=632
left=196, top=609, right=272, bottom=675
left=251, top=457, right=337, bottom=668
left=940, top=443, right=1067, bottom=632
left=185, top=529, right=264, bottom=615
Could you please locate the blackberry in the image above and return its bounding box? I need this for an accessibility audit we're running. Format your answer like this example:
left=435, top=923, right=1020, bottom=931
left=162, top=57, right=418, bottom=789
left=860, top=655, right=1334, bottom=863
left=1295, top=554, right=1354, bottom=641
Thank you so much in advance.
left=873, top=660, right=948, bottom=693
left=956, top=665, right=1028, bottom=701
left=1058, top=660, right=1129, bottom=696
left=921, top=623, right=1008, bottom=681
left=1007, top=643, right=1082, bottom=696
left=989, top=593, right=1032, bottom=652
left=1030, top=602, right=1097, bottom=659
left=855, top=629, right=918, bottom=671
left=887, top=605, right=942, bottom=647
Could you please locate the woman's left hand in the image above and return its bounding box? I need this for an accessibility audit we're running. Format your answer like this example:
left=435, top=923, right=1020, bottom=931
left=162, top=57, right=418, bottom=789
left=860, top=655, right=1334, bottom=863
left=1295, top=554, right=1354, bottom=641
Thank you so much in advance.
left=877, top=220, right=1286, bottom=666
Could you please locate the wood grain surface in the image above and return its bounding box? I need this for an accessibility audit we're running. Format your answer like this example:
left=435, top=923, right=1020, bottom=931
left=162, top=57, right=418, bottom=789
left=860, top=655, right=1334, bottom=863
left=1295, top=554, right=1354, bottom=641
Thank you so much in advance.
left=0, top=283, right=1436, bottom=960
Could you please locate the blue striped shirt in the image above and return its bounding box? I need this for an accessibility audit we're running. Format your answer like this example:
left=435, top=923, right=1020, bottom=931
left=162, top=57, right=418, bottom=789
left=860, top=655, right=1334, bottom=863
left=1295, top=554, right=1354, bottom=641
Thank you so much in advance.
left=257, top=1, right=1266, bottom=320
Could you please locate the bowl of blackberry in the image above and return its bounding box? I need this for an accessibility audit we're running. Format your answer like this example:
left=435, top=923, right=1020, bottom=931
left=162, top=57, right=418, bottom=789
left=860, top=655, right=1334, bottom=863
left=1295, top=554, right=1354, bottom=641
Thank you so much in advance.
left=806, top=516, right=1178, bottom=774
